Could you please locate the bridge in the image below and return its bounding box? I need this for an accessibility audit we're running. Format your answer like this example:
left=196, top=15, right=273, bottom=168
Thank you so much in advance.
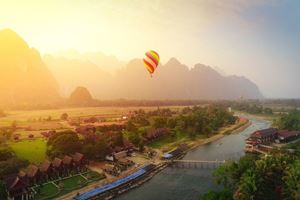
left=165, top=159, right=226, bottom=169
left=252, top=144, right=274, bottom=155
left=252, top=147, right=268, bottom=155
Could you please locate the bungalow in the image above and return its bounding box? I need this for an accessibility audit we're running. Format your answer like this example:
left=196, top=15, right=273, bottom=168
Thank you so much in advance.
left=62, top=155, right=73, bottom=175
left=26, top=165, right=40, bottom=186
left=39, top=160, right=53, bottom=182
left=72, top=152, right=87, bottom=172
left=3, top=174, right=33, bottom=200
left=52, top=158, right=63, bottom=177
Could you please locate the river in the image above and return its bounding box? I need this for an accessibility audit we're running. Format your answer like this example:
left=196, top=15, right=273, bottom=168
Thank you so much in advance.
left=116, top=116, right=271, bottom=200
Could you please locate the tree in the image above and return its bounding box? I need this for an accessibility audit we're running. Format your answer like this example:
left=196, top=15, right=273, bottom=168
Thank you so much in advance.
left=0, top=110, right=6, bottom=118
left=11, top=121, right=17, bottom=132
left=127, top=131, right=141, bottom=146
left=0, top=157, right=29, bottom=178
left=46, top=116, right=52, bottom=121
left=60, top=113, right=69, bottom=120
left=153, top=117, right=168, bottom=128
left=0, top=181, right=6, bottom=199
left=263, top=107, right=273, bottom=115
left=167, top=118, right=177, bottom=129
left=202, top=189, right=233, bottom=200
left=282, top=162, right=300, bottom=200
left=274, top=110, right=300, bottom=131
left=0, top=148, right=14, bottom=161
left=205, top=154, right=299, bottom=200
left=47, top=131, right=82, bottom=157
left=126, top=120, right=137, bottom=132
left=94, top=140, right=110, bottom=160
left=112, top=132, right=124, bottom=147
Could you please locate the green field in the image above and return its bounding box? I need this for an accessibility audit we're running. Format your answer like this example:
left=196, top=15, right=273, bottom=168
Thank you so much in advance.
left=148, top=131, right=188, bottom=150
left=9, top=139, right=47, bottom=163
left=32, top=171, right=105, bottom=199
left=83, top=170, right=106, bottom=181
left=57, top=175, right=87, bottom=190
left=33, top=183, right=59, bottom=200
left=0, top=106, right=184, bottom=127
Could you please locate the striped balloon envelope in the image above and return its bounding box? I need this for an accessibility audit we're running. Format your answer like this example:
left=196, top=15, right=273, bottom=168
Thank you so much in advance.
left=143, top=50, right=160, bottom=77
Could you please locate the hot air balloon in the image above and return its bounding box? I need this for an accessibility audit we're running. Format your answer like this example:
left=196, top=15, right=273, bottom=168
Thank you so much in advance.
left=143, top=50, right=160, bottom=77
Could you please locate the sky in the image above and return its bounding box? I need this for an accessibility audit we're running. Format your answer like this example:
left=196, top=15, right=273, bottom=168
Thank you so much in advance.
left=0, top=0, right=300, bottom=98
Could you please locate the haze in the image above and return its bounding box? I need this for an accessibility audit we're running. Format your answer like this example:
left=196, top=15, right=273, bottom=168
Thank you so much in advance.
left=0, top=0, right=300, bottom=98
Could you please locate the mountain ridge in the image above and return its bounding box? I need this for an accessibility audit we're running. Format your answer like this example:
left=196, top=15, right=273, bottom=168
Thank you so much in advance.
left=0, top=29, right=60, bottom=105
left=45, top=55, right=263, bottom=100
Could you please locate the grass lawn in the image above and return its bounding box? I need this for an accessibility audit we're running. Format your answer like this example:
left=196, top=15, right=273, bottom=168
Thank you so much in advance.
left=55, top=175, right=87, bottom=190
left=83, top=171, right=105, bottom=181
left=32, top=171, right=104, bottom=199
left=34, top=183, right=59, bottom=200
left=148, top=131, right=187, bottom=150
left=9, top=138, right=47, bottom=163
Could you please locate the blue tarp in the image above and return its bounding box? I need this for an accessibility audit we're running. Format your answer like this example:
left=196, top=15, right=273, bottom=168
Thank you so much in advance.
left=162, top=153, right=173, bottom=159
left=75, top=167, right=147, bottom=200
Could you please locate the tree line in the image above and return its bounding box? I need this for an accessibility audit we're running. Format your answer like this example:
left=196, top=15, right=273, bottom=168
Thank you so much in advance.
left=202, top=153, right=300, bottom=200
left=47, top=105, right=237, bottom=161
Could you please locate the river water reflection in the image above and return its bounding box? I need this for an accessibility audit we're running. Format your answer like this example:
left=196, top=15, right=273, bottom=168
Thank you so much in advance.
left=116, top=116, right=270, bottom=200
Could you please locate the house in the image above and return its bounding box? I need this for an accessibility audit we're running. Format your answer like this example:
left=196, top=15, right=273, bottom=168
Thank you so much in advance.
left=26, top=165, right=40, bottom=185
left=117, top=158, right=134, bottom=167
left=52, top=158, right=63, bottom=177
left=62, top=155, right=73, bottom=175
left=72, top=152, right=87, bottom=171
left=277, top=130, right=300, bottom=143
left=39, top=160, right=53, bottom=182
left=123, top=139, right=135, bottom=152
left=17, top=171, right=27, bottom=183
left=3, top=174, right=33, bottom=200
left=113, top=150, right=127, bottom=161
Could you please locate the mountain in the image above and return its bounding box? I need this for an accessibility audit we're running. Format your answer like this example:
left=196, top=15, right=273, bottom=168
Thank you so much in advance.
left=112, top=58, right=263, bottom=99
left=0, top=29, right=60, bottom=105
left=44, top=55, right=113, bottom=98
left=45, top=54, right=263, bottom=100
left=68, top=86, right=94, bottom=105
left=47, top=50, right=126, bottom=74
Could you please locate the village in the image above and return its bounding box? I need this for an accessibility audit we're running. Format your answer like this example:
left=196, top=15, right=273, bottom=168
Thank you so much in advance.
left=4, top=105, right=299, bottom=200
left=2, top=106, right=225, bottom=200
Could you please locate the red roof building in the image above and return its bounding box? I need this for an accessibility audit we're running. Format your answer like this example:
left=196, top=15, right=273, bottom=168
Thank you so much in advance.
left=3, top=174, right=32, bottom=200
left=247, top=128, right=278, bottom=144
left=278, top=130, right=300, bottom=143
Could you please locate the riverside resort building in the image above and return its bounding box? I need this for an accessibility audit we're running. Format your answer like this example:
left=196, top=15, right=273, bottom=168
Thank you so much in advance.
left=245, top=128, right=300, bottom=153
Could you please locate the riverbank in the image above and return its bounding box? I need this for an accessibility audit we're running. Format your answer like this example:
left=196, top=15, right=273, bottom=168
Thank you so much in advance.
left=157, top=117, right=251, bottom=153
left=116, top=117, right=271, bottom=200
left=106, top=117, right=251, bottom=199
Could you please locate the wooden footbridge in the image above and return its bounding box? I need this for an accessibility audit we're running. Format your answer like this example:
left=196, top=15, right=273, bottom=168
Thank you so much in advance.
left=165, top=159, right=226, bottom=169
